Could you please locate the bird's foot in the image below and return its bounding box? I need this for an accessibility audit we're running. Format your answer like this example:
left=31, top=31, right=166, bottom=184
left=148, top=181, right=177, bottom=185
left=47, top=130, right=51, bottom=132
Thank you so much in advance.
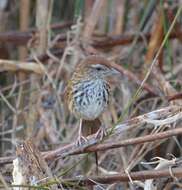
left=75, top=135, right=88, bottom=146
left=95, top=127, right=107, bottom=141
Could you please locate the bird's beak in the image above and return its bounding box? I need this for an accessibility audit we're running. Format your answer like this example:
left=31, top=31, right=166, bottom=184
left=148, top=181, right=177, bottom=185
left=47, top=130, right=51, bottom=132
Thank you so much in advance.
left=110, top=68, right=121, bottom=75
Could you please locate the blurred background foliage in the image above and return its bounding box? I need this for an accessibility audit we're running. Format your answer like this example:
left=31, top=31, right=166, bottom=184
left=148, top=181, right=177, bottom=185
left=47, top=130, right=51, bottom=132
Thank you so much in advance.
left=0, top=0, right=181, bottom=189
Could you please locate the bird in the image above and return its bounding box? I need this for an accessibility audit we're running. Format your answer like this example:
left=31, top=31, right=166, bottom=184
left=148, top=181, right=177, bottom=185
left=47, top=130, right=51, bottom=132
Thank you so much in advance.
left=65, top=55, right=119, bottom=145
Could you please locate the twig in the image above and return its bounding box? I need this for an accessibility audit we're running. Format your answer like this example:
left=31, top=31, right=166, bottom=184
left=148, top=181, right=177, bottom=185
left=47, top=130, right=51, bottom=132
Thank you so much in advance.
left=0, top=59, right=44, bottom=74
left=0, top=25, right=181, bottom=48
left=0, top=91, right=16, bottom=113
left=91, top=30, right=182, bottom=48
left=67, top=127, right=182, bottom=155
left=62, top=167, right=182, bottom=185
left=0, top=172, right=10, bottom=190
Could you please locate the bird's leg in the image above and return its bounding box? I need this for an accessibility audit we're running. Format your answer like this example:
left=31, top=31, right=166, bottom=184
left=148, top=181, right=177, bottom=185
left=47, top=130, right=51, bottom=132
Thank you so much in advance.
left=95, top=124, right=107, bottom=141
left=76, top=119, right=88, bottom=146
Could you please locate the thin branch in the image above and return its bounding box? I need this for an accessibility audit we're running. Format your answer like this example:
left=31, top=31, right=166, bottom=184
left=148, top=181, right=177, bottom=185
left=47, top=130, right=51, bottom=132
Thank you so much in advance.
left=0, top=59, right=44, bottom=74
left=75, top=127, right=182, bottom=154
left=63, top=167, right=182, bottom=185
left=91, top=30, right=182, bottom=48
left=0, top=22, right=72, bottom=45
left=0, top=29, right=181, bottom=47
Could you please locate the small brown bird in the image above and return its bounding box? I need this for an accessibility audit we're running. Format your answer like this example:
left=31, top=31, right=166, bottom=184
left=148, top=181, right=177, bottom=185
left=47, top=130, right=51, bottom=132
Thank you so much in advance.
left=66, top=56, right=119, bottom=145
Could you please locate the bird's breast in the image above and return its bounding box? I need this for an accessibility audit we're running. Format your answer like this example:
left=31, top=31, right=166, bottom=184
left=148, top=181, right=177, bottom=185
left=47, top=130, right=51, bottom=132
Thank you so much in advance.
left=72, top=80, right=110, bottom=120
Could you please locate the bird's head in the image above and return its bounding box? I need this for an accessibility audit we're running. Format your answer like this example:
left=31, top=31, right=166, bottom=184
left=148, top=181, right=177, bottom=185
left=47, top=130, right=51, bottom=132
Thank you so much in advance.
left=75, top=56, right=119, bottom=80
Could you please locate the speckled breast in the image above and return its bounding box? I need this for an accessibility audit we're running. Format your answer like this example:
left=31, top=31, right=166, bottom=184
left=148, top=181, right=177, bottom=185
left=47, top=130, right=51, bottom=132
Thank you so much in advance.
left=72, top=79, right=110, bottom=120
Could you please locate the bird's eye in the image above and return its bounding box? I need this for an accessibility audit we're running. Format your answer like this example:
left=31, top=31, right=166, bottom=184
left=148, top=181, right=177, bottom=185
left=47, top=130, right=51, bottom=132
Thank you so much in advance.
left=96, top=67, right=102, bottom=71
left=91, top=64, right=105, bottom=71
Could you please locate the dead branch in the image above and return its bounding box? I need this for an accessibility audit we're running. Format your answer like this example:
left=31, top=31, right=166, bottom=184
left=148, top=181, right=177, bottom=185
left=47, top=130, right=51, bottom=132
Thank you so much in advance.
left=0, top=59, right=45, bottom=74
left=62, top=167, right=182, bottom=185
left=0, top=22, right=72, bottom=45
left=0, top=28, right=181, bottom=47
left=91, top=30, right=182, bottom=48
left=66, top=127, right=182, bottom=155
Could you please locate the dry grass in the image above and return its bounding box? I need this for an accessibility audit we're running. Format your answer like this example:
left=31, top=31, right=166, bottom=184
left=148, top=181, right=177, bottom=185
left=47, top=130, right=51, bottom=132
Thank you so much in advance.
left=0, top=1, right=182, bottom=189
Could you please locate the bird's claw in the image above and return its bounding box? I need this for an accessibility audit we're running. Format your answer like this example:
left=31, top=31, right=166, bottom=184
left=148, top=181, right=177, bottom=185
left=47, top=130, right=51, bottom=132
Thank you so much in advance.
left=95, top=127, right=107, bottom=141
left=76, top=135, right=88, bottom=146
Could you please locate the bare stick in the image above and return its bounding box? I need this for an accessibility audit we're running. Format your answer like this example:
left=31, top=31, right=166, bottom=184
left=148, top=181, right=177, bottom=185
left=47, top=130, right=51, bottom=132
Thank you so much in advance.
left=0, top=59, right=44, bottom=74
left=63, top=167, right=182, bottom=185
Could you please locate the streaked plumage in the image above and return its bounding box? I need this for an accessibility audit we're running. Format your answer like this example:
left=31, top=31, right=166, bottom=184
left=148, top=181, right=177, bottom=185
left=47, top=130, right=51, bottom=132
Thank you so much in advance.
left=68, top=78, right=110, bottom=120
left=65, top=56, right=118, bottom=144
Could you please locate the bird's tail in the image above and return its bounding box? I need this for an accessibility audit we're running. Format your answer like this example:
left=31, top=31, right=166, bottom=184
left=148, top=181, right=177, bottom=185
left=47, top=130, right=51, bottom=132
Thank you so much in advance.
left=82, top=119, right=101, bottom=174
left=82, top=119, right=101, bottom=136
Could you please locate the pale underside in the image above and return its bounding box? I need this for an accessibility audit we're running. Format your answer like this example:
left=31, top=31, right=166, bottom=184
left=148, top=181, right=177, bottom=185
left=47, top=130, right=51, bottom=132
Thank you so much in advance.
left=71, top=79, right=110, bottom=120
